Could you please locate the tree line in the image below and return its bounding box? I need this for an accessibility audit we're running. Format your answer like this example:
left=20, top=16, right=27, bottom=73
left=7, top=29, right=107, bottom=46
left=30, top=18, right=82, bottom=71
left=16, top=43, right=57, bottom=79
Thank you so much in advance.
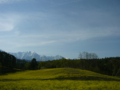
left=0, top=51, right=16, bottom=73
left=16, top=57, right=120, bottom=77
left=0, top=51, right=120, bottom=77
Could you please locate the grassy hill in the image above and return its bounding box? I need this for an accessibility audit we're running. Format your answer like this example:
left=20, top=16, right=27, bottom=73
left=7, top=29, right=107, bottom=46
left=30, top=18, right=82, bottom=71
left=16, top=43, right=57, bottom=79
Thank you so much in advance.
left=0, top=68, right=120, bottom=90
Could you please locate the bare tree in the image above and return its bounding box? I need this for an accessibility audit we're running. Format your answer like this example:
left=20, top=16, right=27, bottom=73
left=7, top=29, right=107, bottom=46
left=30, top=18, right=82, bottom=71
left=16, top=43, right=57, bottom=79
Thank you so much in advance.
left=79, top=52, right=98, bottom=59
left=79, top=52, right=83, bottom=59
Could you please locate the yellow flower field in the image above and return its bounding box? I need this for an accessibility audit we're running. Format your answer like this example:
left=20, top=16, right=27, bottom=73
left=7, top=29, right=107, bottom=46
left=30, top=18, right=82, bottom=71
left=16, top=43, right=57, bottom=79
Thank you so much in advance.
left=0, top=68, right=120, bottom=90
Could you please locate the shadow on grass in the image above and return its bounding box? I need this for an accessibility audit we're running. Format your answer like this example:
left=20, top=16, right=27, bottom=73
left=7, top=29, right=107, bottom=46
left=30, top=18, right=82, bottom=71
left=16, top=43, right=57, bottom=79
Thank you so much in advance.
left=1, top=77, right=120, bottom=82
left=0, top=68, right=25, bottom=75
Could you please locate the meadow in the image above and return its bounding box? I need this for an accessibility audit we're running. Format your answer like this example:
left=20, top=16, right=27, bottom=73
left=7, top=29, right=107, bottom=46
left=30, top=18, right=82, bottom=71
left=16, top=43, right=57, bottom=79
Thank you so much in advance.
left=0, top=68, right=120, bottom=90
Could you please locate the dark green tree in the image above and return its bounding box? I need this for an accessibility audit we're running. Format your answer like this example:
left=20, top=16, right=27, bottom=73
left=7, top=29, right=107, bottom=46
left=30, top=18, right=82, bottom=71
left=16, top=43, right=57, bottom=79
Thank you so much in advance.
left=0, top=63, right=2, bottom=73
left=25, top=63, right=30, bottom=70
left=30, top=58, right=38, bottom=70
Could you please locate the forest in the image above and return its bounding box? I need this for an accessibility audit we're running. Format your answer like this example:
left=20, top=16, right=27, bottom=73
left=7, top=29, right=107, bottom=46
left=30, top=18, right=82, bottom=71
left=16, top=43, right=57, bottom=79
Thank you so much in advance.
left=0, top=50, right=120, bottom=77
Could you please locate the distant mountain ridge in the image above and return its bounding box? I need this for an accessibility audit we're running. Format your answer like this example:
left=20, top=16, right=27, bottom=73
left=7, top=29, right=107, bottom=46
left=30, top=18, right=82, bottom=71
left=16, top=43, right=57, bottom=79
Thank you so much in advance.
left=10, top=51, right=63, bottom=61
left=0, top=49, right=4, bottom=52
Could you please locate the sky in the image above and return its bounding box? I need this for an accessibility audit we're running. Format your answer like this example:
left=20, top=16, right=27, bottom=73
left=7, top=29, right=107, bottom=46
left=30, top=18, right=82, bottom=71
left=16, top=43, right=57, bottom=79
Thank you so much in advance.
left=0, top=0, right=120, bottom=59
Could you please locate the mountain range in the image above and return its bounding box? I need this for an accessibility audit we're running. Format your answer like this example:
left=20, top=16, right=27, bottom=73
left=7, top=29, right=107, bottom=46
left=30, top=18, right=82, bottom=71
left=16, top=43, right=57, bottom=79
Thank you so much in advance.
left=10, top=51, right=63, bottom=61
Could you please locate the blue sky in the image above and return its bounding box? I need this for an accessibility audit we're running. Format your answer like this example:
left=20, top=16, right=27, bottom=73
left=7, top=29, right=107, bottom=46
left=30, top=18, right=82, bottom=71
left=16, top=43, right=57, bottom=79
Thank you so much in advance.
left=0, top=0, right=120, bottom=59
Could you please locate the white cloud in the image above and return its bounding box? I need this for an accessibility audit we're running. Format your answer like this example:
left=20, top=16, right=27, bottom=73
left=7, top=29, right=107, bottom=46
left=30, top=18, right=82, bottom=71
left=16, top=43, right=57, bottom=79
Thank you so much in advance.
left=14, top=30, right=20, bottom=36
left=17, top=27, right=115, bottom=46
left=0, top=23, right=14, bottom=31
left=0, top=13, right=21, bottom=31
left=0, top=0, right=21, bottom=4
left=48, top=0, right=82, bottom=7
left=14, top=40, right=56, bottom=47
left=0, top=11, right=119, bottom=48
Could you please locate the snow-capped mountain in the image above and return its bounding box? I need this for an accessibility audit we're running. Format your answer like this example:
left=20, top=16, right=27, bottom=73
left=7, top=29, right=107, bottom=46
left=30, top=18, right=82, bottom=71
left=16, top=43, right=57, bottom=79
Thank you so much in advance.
left=10, top=51, right=63, bottom=61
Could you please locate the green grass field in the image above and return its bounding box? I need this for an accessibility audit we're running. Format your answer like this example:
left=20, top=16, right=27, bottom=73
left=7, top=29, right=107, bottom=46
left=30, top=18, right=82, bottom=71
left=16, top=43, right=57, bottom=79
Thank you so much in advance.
left=0, top=68, right=120, bottom=90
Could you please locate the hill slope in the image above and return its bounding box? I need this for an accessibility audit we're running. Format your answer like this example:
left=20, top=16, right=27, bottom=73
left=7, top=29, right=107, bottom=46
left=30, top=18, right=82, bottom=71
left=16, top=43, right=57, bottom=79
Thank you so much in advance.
left=0, top=68, right=120, bottom=90
left=0, top=68, right=120, bottom=81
